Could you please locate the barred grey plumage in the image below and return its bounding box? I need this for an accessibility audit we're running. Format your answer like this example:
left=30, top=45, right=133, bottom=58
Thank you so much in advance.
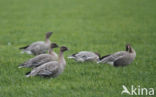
left=18, top=43, right=58, bottom=68
left=97, top=44, right=136, bottom=67
left=26, top=46, right=68, bottom=78
left=68, top=51, right=100, bottom=62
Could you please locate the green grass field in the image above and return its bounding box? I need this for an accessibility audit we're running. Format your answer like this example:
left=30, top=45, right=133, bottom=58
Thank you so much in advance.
left=0, top=0, right=156, bottom=97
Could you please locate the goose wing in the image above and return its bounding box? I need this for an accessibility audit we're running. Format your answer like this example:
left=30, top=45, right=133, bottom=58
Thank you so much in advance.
left=36, top=61, right=59, bottom=77
left=30, top=54, right=53, bottom=67
left=25, top=41, right=44, bottom=50
left=110, top=51, right=128, bottom=61
left=19, top=45, right=29, bottom=49
left=26, top=61, right=58, bottom=77
left=30, top=42, right=47, bottom=50
left=76, top=51, right=97, bottom=59
left=19, top=54, right=53, bottom=68
left=68, top=51, right=98, bottom=62
left=29, top=41, right=50, bottom=55
left=20, top=41, right=44, bottom=50
left=99, top=51, right=128, bottom=63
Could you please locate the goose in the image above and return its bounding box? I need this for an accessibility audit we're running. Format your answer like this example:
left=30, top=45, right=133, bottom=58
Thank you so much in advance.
left=97, top=44, right=136, bottom=67
left=18, top=43, right=58, bottom=68
left=68, top=51, right=100, bottom=62
left=26, top=46, right=68, bottom=78
left=20, top=32, right=53, bottom=55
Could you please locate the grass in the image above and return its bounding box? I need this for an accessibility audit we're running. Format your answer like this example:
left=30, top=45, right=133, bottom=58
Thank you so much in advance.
left=0, top=0, right=156, bottom=97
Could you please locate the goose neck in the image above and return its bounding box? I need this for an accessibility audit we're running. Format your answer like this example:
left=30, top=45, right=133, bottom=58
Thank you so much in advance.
left=58, top=52, right=66, bottom=65
left=131, top=48, right=136, bottom=55
left=45, top=38, right=50, bottom=44
left=48, top=48, right=53, bottom=54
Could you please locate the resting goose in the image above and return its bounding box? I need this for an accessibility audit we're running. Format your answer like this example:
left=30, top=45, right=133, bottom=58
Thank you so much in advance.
left=68, top=51, right=100, bottom=62
left=97, top=44, right=136, bottom=67
left=26, top=46, right=68, bottom=78
left=20, top=32, right=52, bottom=55
left=18, top=43, right=58, bottom=68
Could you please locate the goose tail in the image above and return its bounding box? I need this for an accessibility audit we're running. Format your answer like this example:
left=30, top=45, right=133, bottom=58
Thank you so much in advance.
left=19, top=45, right=29, bottom=49
left=25, top=71, right=31, bottom=77
left=97, top=61, right=101, bottom=64
left=18, top=64, right=25, bottom=68
left=97, top=55, right=110, bottom=64
left=99, top=54, right=111, bottom=60
left=68, top=54, right=76, bottom=59
left=67, top=56, right=75, bottom=59
left=26, top=74, right=30, bottom=77
left=20, top=51, right=32, bottom=55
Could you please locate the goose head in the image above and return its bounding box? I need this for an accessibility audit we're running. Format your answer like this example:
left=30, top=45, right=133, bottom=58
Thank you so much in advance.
left=46, top=32, right=53, bottom=39
left=50, top=43, right=59, bottom=49
left=60, top=46, right=68, bottom=52
left=49, top=43, right=58, bottom=54
left=126, top=44, right=133, bottom=53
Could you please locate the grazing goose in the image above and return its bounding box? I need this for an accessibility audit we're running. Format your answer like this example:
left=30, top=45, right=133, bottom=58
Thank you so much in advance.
left=68, top=51, right=100, bottom=62
left=18, top=43, right=58, bottom=68
left=20, top=32, right=52, bottom=55
left=97, top=44, right=136, bottom=67
left=26, top=46, right=68, bottom=78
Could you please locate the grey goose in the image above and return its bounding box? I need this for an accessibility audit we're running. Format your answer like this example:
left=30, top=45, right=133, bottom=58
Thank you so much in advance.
left=68, top=51, right=100, bottom=62
left=18, top=43, right=58, bottom=68
left=26, top=46, right=68, bottom=78
left=97, top=44, right=136, bottom=67
left=20, top=32, right=52, bottom=55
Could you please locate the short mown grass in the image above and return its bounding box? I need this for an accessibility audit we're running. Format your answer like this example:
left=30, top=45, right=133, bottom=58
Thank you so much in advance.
left=0, top=0, right=156, bottom=97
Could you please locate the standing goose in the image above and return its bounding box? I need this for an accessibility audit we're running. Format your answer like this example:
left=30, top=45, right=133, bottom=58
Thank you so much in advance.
left=20, top=32, right=52, bottom=55
left=97, top=44, right=136, bottom=67
left=68, top=51, right=100, bottom=62
left=26, top=46, right=68, bottom=78
left=18, top=43, right=58, bottom=68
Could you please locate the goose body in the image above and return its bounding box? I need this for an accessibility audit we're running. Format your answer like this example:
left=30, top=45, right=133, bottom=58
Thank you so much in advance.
left=20, top=32, right=52, bottom=55
left=68, top=51, right=99, bottom=62
left=26, top=46, right=68, bottom=78
left=19, top=43, right=58, bottom=68
left=97, top=44, right=136, bottom=67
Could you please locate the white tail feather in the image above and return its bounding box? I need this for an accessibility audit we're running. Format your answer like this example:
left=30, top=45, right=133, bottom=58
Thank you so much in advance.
left=21, top=51, right=32, bottom=55
left=26, top=75, right=30, bottom=77
left=18, top=66, right=23, bottom=68
left=67, top=56, right=75, bottom=59
left=97, top=61, right=101, bottom=64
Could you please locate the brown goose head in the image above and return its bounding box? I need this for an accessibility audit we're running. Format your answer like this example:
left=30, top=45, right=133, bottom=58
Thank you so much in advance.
left=46, top=32, right=53, bottom=39
left=60, top=46, right=68, bottom=52
left=50, top=43, right=59, bottom=49
left=126, top=44, right=133, bottom=53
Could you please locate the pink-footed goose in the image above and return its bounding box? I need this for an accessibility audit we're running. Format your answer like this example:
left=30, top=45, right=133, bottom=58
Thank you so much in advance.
left=68, top=51, right=100, bottom=62
left=20, top=32, right=52, bottom=55
left=26, top=46, right=68, bottom=78
left=97, top=44, right=136, bottom=67
left=18, top=43, right=58, bottom=68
